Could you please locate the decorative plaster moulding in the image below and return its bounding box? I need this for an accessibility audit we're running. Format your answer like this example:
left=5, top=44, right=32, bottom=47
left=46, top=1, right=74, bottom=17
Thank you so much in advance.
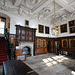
left=26, top=0, right=38, bottom=8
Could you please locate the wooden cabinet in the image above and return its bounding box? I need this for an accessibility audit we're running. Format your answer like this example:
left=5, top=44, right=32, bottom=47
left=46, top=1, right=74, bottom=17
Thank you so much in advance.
left=15, top=25, right=36, bottom=45
left=16, top=49, right=26, bottom=61
left=35, top=37, right=47, bottom=55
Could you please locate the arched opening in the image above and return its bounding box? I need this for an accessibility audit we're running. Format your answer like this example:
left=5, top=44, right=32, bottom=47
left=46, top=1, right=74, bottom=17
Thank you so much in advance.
left=22, top=46, right=31, bottom=57
left=0, top=13, right=10, bottom=36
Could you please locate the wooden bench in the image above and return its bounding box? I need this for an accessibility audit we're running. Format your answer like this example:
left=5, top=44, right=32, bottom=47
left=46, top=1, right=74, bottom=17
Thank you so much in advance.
left=3, top=60, right=39, bottom=75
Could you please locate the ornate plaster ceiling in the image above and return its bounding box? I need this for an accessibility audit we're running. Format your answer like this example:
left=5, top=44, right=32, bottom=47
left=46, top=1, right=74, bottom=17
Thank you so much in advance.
left=2, top=0, right=75, bottom=22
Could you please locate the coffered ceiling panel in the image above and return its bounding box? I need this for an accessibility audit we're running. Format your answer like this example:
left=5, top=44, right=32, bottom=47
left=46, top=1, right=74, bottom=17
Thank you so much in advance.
left=13, top=0, right=75, bottom=21
left=62, top=0, right=75, bottom=4
left=21, top=0, right=43, bottom=10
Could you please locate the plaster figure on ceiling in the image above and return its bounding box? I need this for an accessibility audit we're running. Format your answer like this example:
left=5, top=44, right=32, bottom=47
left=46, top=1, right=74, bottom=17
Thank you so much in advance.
left=26, top=0, right=38, bottom=7
left=43, top=7, right=50, bottom=14
left=18, top=5, right=23, bottom=15
left=71, top=11, right=75, bottom=19
left=18, top=5, right=30, bottom=15
left=61, top=14, right=67, bottom=21
left=3, top=0, right=7, bottom=6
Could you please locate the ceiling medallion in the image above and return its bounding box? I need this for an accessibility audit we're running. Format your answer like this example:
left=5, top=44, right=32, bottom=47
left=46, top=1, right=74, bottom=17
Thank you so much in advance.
left=26, top=0, right=38, bottom=7
left=43, top=7, right=50, bottom=14
left=51, top=0, right=59, bottom=37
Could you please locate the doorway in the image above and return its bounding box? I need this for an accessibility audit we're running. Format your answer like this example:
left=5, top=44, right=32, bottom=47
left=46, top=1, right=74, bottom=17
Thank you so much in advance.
left=47, top=41, right=51, bottom=53
left=55, top=41, right=60, bottom=54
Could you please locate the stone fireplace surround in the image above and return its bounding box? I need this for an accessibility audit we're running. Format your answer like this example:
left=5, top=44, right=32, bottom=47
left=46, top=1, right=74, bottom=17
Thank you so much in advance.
left=16, top=42, right=34, bottom=56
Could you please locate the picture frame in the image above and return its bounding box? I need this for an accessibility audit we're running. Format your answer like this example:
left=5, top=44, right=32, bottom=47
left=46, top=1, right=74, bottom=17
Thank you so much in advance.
left=70, top=27, right=75, bottom=33
left=45, top=26, right=49, bottom=34
left=69, top=20, right=75, bottom=27
left=38, top=24, right=44, bottom=33
left=62, top=39, right=68, bottom=48
left=69, top=20, right=75, bottom=34
left=60, top=24, right=67, bottom=33
left=25, top=20, right=29, bottom=27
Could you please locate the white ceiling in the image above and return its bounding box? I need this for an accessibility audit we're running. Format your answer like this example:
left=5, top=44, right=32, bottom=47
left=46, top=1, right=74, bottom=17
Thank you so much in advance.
left=13, top=0, right=75, bottom=21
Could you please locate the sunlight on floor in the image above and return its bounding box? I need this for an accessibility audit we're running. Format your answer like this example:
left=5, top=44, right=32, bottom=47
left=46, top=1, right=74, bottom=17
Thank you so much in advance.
left=43, top=59, right=49, bottom=63
left=71, top=71, right=75, bottom=75
left=42, top=55, right=69, bottom=67
left=47, top=58, right=53, bottom=61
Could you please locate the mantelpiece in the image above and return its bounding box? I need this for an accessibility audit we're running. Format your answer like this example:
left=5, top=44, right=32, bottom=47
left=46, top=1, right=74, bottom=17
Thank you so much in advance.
left=15, top=25, right=36, bottom=46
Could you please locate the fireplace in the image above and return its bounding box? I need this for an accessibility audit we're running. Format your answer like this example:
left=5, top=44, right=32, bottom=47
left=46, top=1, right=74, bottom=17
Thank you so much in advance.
left=16, top=42, right=34, bottom=56
left=22, top=46, right=31, bottom=56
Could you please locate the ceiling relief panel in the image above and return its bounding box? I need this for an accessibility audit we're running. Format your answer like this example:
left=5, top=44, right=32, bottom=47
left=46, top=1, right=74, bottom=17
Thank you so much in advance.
left=62, top=0, right=75, bottom=4
left=21, top=0, right=42, bottom=10
left=26, top=0, right=38, bottom=8
left=0, top=0, right=75, bottom=22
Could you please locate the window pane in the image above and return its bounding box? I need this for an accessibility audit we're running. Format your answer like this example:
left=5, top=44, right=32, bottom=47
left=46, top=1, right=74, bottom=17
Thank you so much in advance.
left=0, top=22, right=5, bottom=28
left=0, top=29, right=4, bottom=34
left=0, top=22, right=5, bottom=34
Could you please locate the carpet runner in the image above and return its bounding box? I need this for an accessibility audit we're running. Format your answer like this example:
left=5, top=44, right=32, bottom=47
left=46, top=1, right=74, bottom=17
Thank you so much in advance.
left=0, top=37, right=7, bottom=66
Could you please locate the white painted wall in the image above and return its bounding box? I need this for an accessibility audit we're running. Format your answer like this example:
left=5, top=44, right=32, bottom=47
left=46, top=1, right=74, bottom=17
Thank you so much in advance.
left=0, top=9, right=51, bottom=37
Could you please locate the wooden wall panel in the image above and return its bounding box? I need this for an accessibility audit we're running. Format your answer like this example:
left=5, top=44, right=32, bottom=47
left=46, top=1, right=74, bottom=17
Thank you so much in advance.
left=53, top=36, right=75, bottom=53
left=15, top=25, right=36, bottom=46
left=35, top=37, right=47, bottom=55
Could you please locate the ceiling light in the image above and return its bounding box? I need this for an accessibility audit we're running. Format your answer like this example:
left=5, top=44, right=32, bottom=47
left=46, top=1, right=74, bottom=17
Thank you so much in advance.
left=51, top=0, right=59, bottom=37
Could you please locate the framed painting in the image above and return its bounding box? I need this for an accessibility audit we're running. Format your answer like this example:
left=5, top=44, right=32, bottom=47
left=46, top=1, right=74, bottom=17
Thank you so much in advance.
left=38, top=24, right=44, bottom=33
left=69, top=20, right=75, bottom=27
left=62, top=39, right=68, bottom=48
left=60, top=24, right=67, bottom=33
left=70, top=27, right=75, bottom=33
left=69, top=39, right=75, bottom=48
left=25, top=20, right=29, bottom=27
left=45, top=26, right=49, bottom=34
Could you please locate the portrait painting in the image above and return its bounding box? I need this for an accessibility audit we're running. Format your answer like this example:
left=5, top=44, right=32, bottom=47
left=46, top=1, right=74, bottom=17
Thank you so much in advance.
left=45, top=26, right=49, bottom=34
left=38, top=24, right=44, bottom=33
left=69, top=20, right=75, bottom=27
left=25, top=20, right=29, bottom=27
left=60, top=24, right=67, bottom=33
left=70, top=27, right=75, bottom=33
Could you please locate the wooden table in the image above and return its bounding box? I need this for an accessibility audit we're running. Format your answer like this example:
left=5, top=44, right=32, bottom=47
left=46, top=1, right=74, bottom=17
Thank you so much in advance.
left=3, top=60, right=39, bottom=75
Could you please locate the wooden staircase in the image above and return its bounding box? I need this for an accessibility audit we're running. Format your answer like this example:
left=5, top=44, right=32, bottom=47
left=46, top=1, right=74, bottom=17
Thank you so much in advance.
left=0, top=37, right=7, bottom=66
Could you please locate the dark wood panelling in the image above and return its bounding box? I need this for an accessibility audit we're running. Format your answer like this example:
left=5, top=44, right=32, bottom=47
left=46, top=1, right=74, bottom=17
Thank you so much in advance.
left=53, top=36, right=75, bottom=54
left=15, top=25, right=36, bottom=46
left=35, top=37, right=47, bottom=55
left=47, top=38, right=56, bottom=53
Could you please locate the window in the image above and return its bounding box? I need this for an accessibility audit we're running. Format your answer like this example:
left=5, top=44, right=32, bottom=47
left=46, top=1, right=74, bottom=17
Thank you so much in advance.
left=0, top=17, right=6, bottom=34
left=0, top=22, right=5, bottom=34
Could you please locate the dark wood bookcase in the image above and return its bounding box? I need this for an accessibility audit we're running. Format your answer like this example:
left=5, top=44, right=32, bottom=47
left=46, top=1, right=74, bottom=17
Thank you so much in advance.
left=15, top=25, right=36, bottom=45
